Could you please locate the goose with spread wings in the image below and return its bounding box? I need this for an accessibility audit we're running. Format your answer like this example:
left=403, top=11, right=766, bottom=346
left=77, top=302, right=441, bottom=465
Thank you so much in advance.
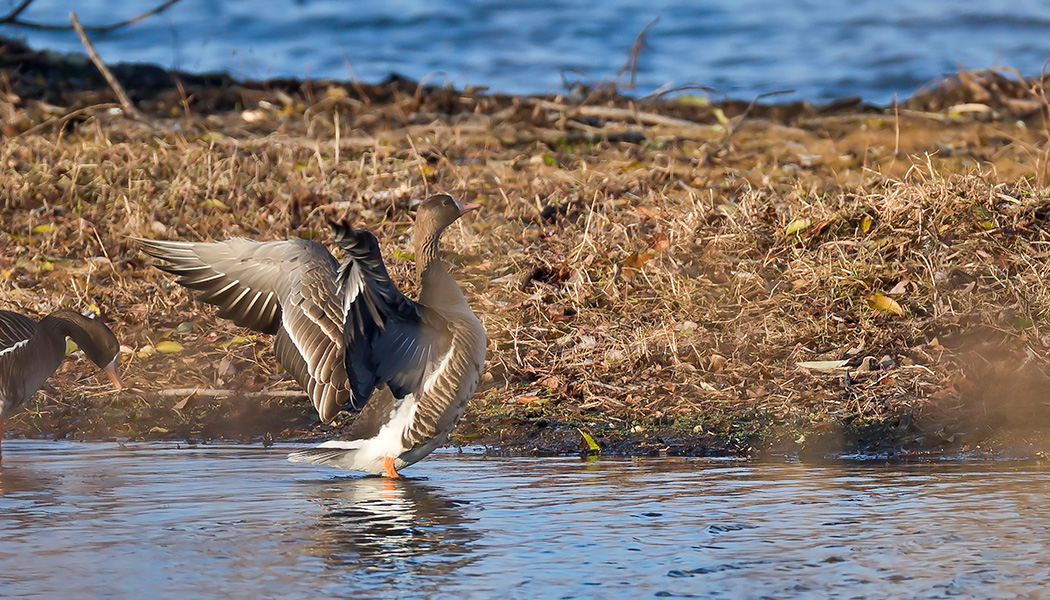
left=139, top=194, right=485, bottom=477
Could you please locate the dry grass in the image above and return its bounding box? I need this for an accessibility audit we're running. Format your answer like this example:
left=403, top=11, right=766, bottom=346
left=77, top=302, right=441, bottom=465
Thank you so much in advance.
left=5, top=49, right=1050, bottom=455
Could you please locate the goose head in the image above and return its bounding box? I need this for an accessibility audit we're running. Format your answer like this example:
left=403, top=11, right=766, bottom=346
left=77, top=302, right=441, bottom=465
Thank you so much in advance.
left=56, top=310, right=123, bottom=389
left=415, top=194, right=479, bottom=237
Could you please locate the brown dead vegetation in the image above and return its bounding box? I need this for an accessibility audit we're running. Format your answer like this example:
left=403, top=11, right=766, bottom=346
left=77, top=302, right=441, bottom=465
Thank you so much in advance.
left=5, top=38, right=1050, bottom=457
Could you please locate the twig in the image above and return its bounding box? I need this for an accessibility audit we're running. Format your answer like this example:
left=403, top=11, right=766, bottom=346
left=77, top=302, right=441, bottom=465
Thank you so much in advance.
left=0, top=0, right=34, bottom=24
left=700, top=89, right=793, bottom=164
left=533, top=99, right=708, bottom=130
left=640, top=83, right=726, bottom=103
left=17, top=102, right=120, bottom=137
left=617, top=17, right=659, bottom=89
left=70, top=12, right=153, bottom=127
left=893, top=93, right=900, bottom=156
left=4, top=0, right=184, bottom=32
left=152, top=388, right=306, bottom=399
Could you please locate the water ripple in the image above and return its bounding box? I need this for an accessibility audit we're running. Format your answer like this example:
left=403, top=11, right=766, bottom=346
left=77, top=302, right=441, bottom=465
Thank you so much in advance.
left=1, top=442, right=1050, bottom=598
left=7, top=0, right=1050, bottom=102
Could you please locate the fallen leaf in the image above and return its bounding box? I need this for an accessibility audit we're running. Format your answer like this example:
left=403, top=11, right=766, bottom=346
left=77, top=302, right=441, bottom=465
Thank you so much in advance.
left=711, top=107, right=730, bottom=126
left=548, top=304, right=577, bottom=321
left=202, top=198, right=228, bottom=211
left=678, top=95, right=711, bottom=107
left=324, top=86, right=349, bottom=99
left=623, top=251, right=654, bottom=270
left=1012, top=317, right=1035, bottom=329
left=578, top=428, right=601, bottom=454
left=707, top=354, right=729, bottom=372
left=652, top=234, right=670, bottom=252
left=539, top=376, right=564, bottom=391
left=32, top=224, right=55, bottom=234
left=173, top=396, right=195, bottom=411
left=217, top=357, right=234, bottom=379
left=868, top=293, right=904, bottom=316
left=155, top=341, right=184, bottom=354
left=887, top=279, right=909, bottom=296
left=972, top=205, right=996, bottom=230
left=808, top=218, right=834, bottom=237
left=785, top=218, right=811, bottom=236
left=797, top=360, right=850, bottom=371
left=675, top=320, right=698, bottom=332
left=240, top=109, right=267, bottom=122
left=219, top=336, right=250, bottom=349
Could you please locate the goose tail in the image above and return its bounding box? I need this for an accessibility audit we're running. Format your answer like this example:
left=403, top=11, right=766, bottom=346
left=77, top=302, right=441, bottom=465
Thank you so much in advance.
left=287, top=441, right=364, bottom=468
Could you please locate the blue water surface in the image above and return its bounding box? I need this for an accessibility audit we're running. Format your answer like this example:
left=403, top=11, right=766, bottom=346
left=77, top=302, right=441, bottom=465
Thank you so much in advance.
left=4, top=0, right=1050, bottom=102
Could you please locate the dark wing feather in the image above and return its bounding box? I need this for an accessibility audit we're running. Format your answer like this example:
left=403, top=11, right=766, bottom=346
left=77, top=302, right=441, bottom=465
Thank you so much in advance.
left=0, top=310, right=41, bottom=410
left=138, top=237, right=351, bottom=422
left=0, top=310, right=37, bottom=351
left=331, top=223, right=452, bottom=409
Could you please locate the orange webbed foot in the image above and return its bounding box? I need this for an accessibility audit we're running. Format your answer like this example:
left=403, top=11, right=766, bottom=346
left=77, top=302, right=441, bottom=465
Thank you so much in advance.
left=383, top=456, right=401, bottom=478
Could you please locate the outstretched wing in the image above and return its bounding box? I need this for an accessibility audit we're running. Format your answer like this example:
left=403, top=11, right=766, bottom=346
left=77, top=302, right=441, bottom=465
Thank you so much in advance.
left=137, top=237, right=351, bottom=422
left=330, top=222, right=452, bottom=410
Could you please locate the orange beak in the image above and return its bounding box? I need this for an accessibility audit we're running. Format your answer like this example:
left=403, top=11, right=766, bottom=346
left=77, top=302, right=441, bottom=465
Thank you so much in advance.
left=103, top=359, right=123, bottom=391
left=460, top=202, right=481, bottom=213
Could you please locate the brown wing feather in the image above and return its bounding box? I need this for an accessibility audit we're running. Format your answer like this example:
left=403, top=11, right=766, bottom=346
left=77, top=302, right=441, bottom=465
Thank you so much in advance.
left=138, top=238, right=351, bottom=421
left=137, top=238, right=295, bottom=334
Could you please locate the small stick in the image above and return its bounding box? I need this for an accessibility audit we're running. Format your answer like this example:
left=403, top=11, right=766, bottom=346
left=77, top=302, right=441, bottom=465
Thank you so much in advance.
left=0, top=0, right=34, bottom=24
left=701, top=89, right=793, bottom=164
left=70, top=11, right=153, bottom=127
left=617, top=17, right=659, bottom=89
left=17, top=102, right=120, bottom=137
left=533, top=100, right=707, bottom=130
left=6, top=0, right=184, bottom=31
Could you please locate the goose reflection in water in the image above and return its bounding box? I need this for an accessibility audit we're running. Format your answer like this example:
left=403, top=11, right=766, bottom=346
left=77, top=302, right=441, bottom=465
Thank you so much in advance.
left=303, top=475, right=480, bottom=591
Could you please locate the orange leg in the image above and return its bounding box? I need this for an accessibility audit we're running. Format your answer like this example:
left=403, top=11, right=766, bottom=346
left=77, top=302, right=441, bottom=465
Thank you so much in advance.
left=383, top=456, right=400, bottom=478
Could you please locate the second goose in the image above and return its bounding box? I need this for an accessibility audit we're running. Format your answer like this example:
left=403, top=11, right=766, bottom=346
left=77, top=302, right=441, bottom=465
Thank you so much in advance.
left=0, top=309, right=122, bottom=462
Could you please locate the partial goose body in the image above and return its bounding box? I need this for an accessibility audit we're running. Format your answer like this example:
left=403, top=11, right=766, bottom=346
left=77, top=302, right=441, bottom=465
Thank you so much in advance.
left=142, top=194, right=485, bottom=476
left=289, top=194, right=486, bottom=476
left=0, top=309, right=122, bottom=461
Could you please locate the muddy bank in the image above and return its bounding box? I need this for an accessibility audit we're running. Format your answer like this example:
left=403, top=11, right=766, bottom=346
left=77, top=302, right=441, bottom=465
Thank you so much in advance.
left=5, top=36, right=1050, bottom=458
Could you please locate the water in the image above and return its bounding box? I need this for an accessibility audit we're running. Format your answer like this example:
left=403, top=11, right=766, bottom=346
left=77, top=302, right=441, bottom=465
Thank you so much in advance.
left=5, top=0, right=1050, bottom=103
left=1, top=441, right=1049, bottom=599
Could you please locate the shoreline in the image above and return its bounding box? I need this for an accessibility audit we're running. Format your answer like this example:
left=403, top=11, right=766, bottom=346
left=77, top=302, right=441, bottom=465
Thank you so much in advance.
left=5, top=36, right=1050, bottom=459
